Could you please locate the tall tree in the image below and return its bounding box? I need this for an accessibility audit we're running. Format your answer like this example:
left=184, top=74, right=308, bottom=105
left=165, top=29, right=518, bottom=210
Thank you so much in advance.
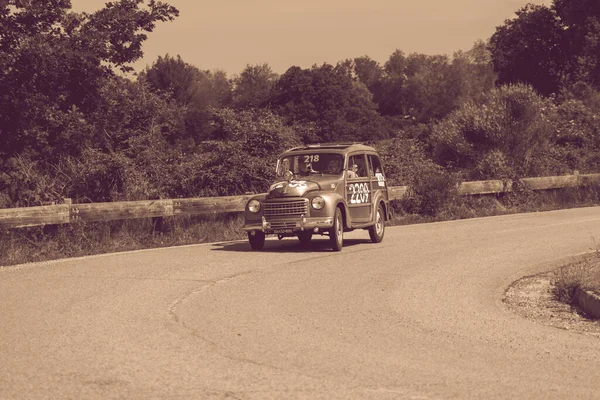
left=554, top=0, right=600, bottom=88
left=142, top=54, right=201, bottom=105
left=450, top=40, right=497, bottom=106
left=142, top=55, right=232, bottom=143
left=488, top=4, right=566, bottom=95
left=0, top=0, right=179, bottom=159
left=378, top=50, right=408, bottom=116
left=232, top=63, right=278, bottom=109
left=268, top=63, right=390, bottom=143
left=353, top=56, right=384, bottom=98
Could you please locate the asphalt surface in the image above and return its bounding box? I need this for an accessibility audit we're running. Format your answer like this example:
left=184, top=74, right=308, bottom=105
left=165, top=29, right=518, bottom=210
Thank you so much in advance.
left=2, top=207, right=600, bottom=399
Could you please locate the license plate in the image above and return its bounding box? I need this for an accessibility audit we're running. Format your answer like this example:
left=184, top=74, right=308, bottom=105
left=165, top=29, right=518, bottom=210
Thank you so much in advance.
left=272, top=228, right=293, bottom=234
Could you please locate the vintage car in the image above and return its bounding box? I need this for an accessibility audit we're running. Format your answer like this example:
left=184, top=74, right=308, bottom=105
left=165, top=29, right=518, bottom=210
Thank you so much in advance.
left=242, top=143, right=391, bottom=251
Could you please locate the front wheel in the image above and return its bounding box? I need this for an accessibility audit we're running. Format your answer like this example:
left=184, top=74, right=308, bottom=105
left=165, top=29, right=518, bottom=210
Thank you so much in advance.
left=329, top=207, right=344, bottom=251
left=248, top=231, right=265, bottom=250
left=368, top=203, right=385, bottom=243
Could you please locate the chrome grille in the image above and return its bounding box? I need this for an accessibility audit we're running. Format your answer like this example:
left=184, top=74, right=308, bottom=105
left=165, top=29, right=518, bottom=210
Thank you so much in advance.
left=264, top=200, right=307, bottom=220
left=268, top=221, right=298, bottom=229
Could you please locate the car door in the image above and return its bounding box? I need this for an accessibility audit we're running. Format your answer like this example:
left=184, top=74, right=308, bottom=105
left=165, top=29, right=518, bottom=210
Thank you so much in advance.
left=368, top=153, right=388, bottom=206
left=345, top=153, right=372, bottom=224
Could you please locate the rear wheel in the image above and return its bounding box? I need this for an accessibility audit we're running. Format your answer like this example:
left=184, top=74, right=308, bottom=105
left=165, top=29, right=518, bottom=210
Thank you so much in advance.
left=329, top=207, right=344, bottom=251
left=298, top=231, right=313, bottom=247
left=248, top=231, right=265, bottom=250
left=368, top=203, right=385, bottom=243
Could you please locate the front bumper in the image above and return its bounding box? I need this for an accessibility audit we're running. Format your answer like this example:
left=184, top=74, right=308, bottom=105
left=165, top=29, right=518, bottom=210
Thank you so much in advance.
left=243, top=215, right=334, bottom=234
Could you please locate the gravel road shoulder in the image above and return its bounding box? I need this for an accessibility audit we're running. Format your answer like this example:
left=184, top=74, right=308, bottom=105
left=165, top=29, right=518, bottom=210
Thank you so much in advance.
left=503, top=272, right=600, bottom=337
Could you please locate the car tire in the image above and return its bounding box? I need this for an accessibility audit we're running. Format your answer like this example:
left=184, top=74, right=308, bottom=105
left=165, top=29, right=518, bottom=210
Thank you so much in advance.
left=298, top=231, right=313, bottom=247
left=248, top=231, right=265, bottom=250
left=368, top=203, right=385, bottom=243
left=329, top=207, right=343, bottom=251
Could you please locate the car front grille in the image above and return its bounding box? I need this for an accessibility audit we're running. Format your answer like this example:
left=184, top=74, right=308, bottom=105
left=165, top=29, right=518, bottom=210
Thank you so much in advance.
left=264, top=200, right=307, bottom=221
left=268, top=221, right=298, bottom=229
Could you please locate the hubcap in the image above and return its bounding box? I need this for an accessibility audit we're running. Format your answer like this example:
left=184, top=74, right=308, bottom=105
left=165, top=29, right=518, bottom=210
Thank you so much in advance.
left=376, top=210, right=382, bottom=234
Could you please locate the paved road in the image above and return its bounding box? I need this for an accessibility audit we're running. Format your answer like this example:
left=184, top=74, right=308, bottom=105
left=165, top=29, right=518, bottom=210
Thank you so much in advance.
left=2, top=207, right=600, bottom=399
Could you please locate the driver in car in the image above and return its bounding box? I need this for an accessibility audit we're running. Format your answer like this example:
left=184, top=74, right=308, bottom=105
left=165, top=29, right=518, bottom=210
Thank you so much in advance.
left=298, top=161, right=312, bottom=176
left=327, top=159, right=342, bottom=174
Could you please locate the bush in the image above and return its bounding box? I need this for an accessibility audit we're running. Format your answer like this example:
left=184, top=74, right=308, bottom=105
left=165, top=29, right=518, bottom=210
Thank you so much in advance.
left=546, top=97, right=600, bottom=174
left=377, top=137, right=440, bottom=186
left=400, top=167, right=460, bottom=216
left=431, top=83, right=557, bottom=179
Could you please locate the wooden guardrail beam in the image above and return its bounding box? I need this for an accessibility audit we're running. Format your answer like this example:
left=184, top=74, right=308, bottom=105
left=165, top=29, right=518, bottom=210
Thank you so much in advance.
left=1, top=173, right=599, bottom=230
left=457, top=180, right=511, bottom=195
left=173, top=195, right=255, bottom=215
left=520, top=175, right=579, bottom=190
left=0, top=204, right=70, bottom=229
left=71, top=200, right=174, bottom=223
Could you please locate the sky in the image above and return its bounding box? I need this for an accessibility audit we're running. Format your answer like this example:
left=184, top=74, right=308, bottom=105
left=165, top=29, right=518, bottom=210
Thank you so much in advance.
left=70, top=0, right=552, bottom=77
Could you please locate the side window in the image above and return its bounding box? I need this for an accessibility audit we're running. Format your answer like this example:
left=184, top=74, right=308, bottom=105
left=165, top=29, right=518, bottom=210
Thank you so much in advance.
left=347, top=154, right=367, bottom=179
left=368, top=155, right=384, bottom=176
left=369, top=154, right=386, bottom=187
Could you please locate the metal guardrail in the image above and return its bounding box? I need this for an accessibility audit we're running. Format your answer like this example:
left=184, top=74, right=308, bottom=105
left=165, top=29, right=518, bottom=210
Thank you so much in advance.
left=1, top=173, right=599, bottom=230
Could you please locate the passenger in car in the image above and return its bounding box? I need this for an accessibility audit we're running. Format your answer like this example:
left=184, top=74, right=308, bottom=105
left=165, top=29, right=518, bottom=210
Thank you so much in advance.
left=347, top=164, right=359, bottom=178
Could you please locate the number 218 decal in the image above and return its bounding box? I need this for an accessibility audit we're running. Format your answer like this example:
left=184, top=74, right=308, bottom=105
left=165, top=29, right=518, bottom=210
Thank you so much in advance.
left=348, top=183, right=370, bottom=204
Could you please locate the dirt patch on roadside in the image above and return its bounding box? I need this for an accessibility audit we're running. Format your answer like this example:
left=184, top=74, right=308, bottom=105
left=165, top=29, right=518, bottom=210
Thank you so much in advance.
left=503, top=272, right=600, bottom=337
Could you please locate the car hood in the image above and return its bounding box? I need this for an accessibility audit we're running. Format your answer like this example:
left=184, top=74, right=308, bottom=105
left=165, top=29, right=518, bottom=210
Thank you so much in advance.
left=266, top=178, right=340, bottom=199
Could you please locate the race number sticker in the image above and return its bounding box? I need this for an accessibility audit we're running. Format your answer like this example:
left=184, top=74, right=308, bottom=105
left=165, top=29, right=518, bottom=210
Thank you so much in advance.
left=273, top=181, right=307, bottom=190
left=288, top=181, right=308, bottom=189
left=348, top=183, right=370, bottom=204
left=375, top=172, right=386, bottom=187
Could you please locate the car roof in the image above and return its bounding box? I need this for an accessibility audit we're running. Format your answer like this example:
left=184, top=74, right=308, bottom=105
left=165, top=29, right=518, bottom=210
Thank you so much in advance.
left=280, top=142, right=378, bottom=156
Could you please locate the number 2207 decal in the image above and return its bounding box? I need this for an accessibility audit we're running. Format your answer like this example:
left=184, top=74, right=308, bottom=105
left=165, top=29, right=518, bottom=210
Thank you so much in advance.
left=347, top=183, right=370, bottom=204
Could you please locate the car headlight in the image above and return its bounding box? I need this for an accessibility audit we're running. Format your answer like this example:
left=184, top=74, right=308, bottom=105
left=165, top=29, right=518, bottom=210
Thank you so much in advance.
left=311, top=196, right=325, bottom=210
left=248, top=199, right=261, bottom=213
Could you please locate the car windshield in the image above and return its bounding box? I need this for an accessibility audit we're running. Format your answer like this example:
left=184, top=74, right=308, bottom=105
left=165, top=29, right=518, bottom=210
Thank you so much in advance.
left=276, top=153, right=345, bottom=177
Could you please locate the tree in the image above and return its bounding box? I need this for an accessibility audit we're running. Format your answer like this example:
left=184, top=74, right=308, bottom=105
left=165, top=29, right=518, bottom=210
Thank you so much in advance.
left=554, top=0, right=600, bottom=88
left=378, top=50, right=408, bottom=116
left=451, top=40, right=497, bottom=106
left=142, top=55, right=232, bottom=143
left=268, top=63, right=390, bottom=142
left=353, top=56, right=383, bottom=90
left=489, top=0, right=600, bottom=93
left=232, top=63, right=278, bottom=109
left=142, top=54, right=202, bottom=105
left=401, top=54, right=460, bottom=122
left=488, top=4, right=566, bottom=95
left=0, top=0, right=179, bottom=160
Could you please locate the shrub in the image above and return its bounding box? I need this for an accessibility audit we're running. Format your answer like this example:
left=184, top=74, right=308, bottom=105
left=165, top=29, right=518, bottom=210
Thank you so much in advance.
left=400, top=167, right=460, bottom=216
left=547, top=97, right=600, bottom=174
left=377, top=137, right=440, bottom=186
left=431, top=83, right=557, bottom=179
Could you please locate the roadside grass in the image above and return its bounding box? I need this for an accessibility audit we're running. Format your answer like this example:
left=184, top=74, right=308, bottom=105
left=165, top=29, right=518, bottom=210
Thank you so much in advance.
left=0, top=213, right=246, bottom=267
left=390, top=185, right=600, bottom=226
left=1, top=185, right=599, bottom=268
left=552, top=246, right=600, bottom=304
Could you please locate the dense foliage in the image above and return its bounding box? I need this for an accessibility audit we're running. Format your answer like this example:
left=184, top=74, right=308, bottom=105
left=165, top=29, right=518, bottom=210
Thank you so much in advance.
left=0, top=0, right=599, bottom=214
